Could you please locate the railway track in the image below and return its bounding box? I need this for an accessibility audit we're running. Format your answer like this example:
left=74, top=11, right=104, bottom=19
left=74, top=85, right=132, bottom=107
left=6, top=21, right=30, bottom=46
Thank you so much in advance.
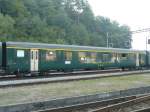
left=92, top=94, right=150, bottom=112
left=133, top=108, right=150, bottom=112
left=0, top=69, right=122, bottom=81
left=33, top=94, right=150, bottom=112
left=33, top=95, right=137, bottom=112
left=1, top=86, right=150, bottom=112
left=0, top=69, right=122, bottom=83
left=0, top=69, right=150, bottom=88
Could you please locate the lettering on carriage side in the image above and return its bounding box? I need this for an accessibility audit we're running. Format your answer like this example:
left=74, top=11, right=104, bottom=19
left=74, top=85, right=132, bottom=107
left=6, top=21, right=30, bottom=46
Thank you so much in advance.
left=65, top=61, right=71, bottom=64
left=17, top=50, right=25, bottom=57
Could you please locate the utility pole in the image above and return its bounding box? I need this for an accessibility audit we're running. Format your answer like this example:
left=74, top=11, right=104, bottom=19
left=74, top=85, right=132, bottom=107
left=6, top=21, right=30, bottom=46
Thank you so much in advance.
left=146, top=36, right=148, bottom=51
left=146, top=35, right=149, bottom=67
left=106, top=32, right=109, bottom=48
left=106, top=32, right=113, bottom=48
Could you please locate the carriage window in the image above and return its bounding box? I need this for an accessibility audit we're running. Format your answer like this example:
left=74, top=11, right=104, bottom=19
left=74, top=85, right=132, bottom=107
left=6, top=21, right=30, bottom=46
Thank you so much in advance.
left=111, top=53, right=117, bottom=62
left=78, top=52, right=97, bottom=63
left=46, top=51, right=56, bottom=61
left=128, top=53, right=136, bottom=60
left=96, top=53, right=102, bottom=62
left=140, top=54, right=145, bottom=64
left=17, top=50, right=24, bottom=58
left=79, top=52, right=86, bottom=63
left=122, top=53, right=127, bottom=57
left=31, top=51, right=33, bottom=59
left=36, top=51, right=38, bottom=60
left=121, top=53, right=128, bottom=59
left=91, top=52, right=97, bottom=63
left=102, top=53, right=111, bottom=62
left=86, top=52, right=91, bottom=63
left=65, top=51, right=72, bottom=60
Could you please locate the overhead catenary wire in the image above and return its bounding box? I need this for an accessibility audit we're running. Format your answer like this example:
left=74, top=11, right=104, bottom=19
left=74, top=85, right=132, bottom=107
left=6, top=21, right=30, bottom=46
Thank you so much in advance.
left=131, top=28, right=150, bottom=34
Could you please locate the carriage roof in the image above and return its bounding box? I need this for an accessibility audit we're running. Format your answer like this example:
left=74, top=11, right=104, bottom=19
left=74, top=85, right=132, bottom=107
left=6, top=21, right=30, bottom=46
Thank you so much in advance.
left=6, top=42, right=146, bottom=54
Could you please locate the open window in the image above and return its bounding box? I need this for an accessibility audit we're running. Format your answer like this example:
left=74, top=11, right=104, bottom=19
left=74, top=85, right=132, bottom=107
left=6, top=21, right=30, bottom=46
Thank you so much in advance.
left=121, top=53, right=128, bottom=59
left=46, top=51, right=56, bottom=61
left=78, top=52, right=86, bottom=63
left=78, top=52, right=97, bottom=63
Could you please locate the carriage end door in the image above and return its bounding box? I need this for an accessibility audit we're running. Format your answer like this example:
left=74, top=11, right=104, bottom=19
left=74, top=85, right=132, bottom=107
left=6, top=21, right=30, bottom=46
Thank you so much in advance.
left=136, top=53, right=140, bottom=67
left=30, top=50, right=39, bottom=72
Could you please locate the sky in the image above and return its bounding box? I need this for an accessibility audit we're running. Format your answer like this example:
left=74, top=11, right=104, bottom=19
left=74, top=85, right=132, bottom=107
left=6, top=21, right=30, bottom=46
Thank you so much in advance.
left=88, top=0, right=150, bottom=50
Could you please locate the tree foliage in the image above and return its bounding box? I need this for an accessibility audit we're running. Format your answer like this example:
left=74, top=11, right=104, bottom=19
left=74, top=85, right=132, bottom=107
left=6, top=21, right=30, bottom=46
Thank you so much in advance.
left=0, top=0, right=132, bottom=48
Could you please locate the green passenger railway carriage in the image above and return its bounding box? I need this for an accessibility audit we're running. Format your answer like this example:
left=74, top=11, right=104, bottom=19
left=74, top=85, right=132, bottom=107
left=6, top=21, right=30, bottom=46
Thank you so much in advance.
left=0, top=41, right=147, bottom=75
left=0, top=42, right=2, bottom=69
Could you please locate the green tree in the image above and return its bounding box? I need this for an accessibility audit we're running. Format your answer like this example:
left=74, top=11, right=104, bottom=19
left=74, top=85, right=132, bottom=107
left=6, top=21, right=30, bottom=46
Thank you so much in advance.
left=0, top=0, right=28, bottom=17
left=0, top=0, right=132, bottom=48
left=0, top=13, right=15, bottom=41
left=67, top=23, right=89, bottom=45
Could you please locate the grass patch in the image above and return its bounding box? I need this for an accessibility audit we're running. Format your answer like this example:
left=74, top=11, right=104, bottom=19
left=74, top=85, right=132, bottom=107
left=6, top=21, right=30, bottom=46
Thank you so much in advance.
left=0, top=73, right=150, bottom=105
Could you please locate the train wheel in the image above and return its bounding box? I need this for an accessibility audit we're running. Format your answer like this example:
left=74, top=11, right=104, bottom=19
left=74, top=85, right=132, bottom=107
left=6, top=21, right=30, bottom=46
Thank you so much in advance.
left=15, top=72, right=24, bottom=78
left=30, top=72, right=39, bottom=77
left=121, top=67, right=125, bottom=71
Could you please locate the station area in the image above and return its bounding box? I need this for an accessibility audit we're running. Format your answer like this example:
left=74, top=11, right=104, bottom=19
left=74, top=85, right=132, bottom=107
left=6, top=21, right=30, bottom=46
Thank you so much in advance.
left=1, top=73, right=150, bottom=106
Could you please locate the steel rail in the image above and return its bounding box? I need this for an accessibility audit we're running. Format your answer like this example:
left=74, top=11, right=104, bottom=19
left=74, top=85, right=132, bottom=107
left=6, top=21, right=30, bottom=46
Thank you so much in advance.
left=92, top=94, right=150, bottom=112
left=33, top=95, right=137, bottom=112
left=132, top=107, right=150, bottom=112
left=0, top=69, right=121, bottom=81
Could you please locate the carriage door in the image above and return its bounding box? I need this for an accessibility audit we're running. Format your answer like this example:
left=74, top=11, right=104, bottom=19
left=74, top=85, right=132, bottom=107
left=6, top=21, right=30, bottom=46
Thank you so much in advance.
left=136, top=53, right=140, bottom=67
left=30, top=50, right=39, bottom=72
